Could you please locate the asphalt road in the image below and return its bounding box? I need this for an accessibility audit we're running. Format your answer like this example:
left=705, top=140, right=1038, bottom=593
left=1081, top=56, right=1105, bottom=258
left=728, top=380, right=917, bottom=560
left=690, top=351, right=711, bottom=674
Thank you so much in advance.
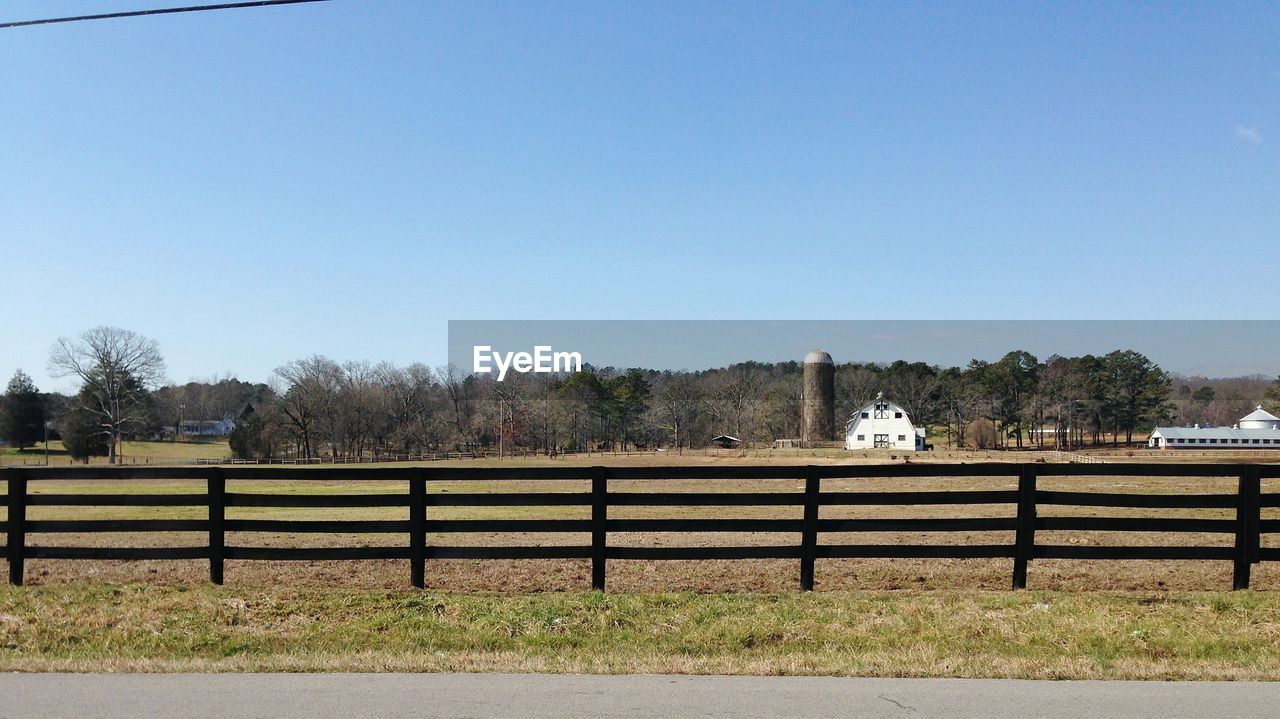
left=1, top=673, right=1277, bottom=718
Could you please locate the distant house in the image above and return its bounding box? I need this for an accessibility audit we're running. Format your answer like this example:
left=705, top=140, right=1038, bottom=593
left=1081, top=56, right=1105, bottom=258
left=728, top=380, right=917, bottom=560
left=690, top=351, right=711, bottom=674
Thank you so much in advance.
left=710, top=435, right=742, bottom=449
left=1149, top=406, right=1280, bottom=449
left=163, top=418, right=236, bottom=438
left=845, top=393, right=926, bottom=451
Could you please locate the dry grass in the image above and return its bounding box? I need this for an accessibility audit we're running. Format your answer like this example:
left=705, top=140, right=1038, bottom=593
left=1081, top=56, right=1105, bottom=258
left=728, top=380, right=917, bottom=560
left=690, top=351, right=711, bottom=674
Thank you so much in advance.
left=8, top=441, right=1277, bottom=468
left=2, top=585, right=1279, bottom=679
left=0, top=439, right=230, bottom=466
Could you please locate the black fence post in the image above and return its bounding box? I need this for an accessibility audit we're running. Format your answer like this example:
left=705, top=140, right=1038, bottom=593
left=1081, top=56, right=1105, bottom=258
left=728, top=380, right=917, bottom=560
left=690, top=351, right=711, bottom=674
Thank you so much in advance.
left=208, top=468, right=225, bottom=585
left=6, top=469, right=27, bottom=587
left=410, top=471, right=426, bottom=589
left=1012, top=465, right=1036, bottom=590
left=591, top=467, right=607, bottom=591
left=1233, top=465, right=1261, bottom=591
left=1249, top=465, right=1263, bottom=568
left=800, top=467, right=820, bottom=591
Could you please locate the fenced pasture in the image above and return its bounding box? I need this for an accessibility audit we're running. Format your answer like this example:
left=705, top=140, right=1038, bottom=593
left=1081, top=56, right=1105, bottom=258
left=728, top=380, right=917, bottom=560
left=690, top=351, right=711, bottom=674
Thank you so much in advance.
left=3, top=463, right=1279, bottom=592
left=9, top=441, right=1280, bottom=468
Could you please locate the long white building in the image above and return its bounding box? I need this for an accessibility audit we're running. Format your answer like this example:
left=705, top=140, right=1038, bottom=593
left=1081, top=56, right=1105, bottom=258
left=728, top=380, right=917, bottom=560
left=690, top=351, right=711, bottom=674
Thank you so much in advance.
left=845, top=393, right=926, bottom=451
left=1148, top=406, right=1280, bottom=449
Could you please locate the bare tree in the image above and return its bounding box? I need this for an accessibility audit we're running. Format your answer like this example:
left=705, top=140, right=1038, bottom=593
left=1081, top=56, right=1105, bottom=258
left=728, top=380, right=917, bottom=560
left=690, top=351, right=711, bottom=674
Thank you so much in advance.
left=881, top=360, right=942, bottom=429
left=437, top=364, right=477, bottom=447
left=272, top=356, right=341, bottom=459
left=703, top=363, right=769, bottom=446
left=380, top=362, right=444, bottom=453
left=764, top=373, right=802, bottom=441
left=338, top=360, right=380, bottom=459
left=488, top=372, right=531, bottom=458
left=48, top=326, right=166, bottom=463
left=652, top=373, right=703, bottom=452
left=835, top=363, right=880, bottom=425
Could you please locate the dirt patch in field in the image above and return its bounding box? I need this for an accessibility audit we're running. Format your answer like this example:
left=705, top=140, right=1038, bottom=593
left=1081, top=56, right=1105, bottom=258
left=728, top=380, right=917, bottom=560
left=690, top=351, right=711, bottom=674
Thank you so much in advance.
left=10, top=552, right=1273, bottom=594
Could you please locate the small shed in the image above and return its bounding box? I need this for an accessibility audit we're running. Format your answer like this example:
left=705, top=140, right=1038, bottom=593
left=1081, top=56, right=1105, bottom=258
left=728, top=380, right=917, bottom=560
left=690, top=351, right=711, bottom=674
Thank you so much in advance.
left=710, top=435, right=742, bottom=449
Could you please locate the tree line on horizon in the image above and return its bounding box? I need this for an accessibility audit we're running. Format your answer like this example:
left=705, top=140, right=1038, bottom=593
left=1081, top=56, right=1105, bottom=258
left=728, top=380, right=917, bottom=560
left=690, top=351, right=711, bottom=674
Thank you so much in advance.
left=3, top=326, right=1280, bottom=462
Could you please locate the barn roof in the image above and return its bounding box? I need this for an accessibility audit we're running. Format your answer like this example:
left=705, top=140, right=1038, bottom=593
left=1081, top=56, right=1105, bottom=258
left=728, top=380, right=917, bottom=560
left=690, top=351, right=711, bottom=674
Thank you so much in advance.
left=1151, top=426, right=1280, bottom=439
left=1240, top=406, right=1280, bottom=423
left=845, top=395, right=915, bottom=428
left=851, top=394, right=907, bottom=413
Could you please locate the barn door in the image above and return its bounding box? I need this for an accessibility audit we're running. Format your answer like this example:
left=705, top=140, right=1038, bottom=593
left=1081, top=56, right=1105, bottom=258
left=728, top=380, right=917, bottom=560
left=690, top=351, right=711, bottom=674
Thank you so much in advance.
left=873, top=434, right=890, bottom=448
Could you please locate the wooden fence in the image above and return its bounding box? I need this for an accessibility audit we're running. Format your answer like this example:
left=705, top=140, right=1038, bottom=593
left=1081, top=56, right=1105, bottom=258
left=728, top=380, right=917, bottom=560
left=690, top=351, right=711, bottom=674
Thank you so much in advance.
left=1, top=463, right=1276, bottom=591
left=194, top=452, right=478, bottom=465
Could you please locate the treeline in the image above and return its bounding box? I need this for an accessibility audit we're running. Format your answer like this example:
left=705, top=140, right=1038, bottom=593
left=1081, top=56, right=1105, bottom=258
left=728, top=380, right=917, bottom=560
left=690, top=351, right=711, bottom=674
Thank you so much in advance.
left=1170, top=376, right=1276, bottom=428
left=0, top=328, right=271, bottom=463
left=220, top=350, right=1266, bottom=458
left=5, top=326, right=1280, bottom=462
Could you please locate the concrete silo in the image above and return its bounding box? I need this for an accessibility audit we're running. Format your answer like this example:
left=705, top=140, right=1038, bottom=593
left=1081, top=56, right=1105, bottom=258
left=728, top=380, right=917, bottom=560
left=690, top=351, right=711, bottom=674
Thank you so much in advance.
left=801, top=349, right=835, bottom=444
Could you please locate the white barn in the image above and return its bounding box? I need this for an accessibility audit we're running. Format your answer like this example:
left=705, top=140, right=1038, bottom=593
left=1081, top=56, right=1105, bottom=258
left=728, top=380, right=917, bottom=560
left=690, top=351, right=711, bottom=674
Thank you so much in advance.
left=845, top=393, right=926, bottom=451
left=1148, top=406, right=1280, bottom=449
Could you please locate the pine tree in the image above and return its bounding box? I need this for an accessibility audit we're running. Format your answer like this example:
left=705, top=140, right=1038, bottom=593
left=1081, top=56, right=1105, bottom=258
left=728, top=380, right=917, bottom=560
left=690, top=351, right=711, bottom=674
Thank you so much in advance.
left=0, top=369, right=44, bottom=450
left=61, top=395, right=111, bottom=461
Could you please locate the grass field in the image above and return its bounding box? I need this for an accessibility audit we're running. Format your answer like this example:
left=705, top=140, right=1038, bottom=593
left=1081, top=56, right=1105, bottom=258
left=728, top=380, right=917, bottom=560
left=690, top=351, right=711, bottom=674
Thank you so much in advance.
left=2, top=455, right=1278, bottom=678
left=3, top=438, right=1272, bottom=468
left=2, top=586, right=1279, bottom=678
left=0, top=439, right=231, bottom=465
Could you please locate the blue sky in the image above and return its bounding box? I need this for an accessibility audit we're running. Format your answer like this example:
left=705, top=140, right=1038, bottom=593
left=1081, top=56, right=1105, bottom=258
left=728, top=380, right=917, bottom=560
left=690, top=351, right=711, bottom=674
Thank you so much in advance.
left=1, top=1, right=1277, bottom=391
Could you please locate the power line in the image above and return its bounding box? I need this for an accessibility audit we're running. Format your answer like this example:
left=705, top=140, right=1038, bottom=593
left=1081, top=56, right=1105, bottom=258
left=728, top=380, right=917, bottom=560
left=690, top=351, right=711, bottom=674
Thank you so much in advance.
left=0, top=0, right=331, bottom=30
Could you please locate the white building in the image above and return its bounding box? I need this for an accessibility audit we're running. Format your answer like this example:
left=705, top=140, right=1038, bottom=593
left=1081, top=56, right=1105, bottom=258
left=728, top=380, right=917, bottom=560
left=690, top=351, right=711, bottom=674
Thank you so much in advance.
left=1238, top=406, right=1280, bottom=430
left=1148, top=406, right=1280, bottom=449
left=845, top=393, right=926, bottom=451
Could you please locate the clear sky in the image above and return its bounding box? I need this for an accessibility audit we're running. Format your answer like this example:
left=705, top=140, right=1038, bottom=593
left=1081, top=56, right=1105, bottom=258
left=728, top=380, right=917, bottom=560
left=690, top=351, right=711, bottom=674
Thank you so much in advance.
left=1, top=1, right=1277, bottom=392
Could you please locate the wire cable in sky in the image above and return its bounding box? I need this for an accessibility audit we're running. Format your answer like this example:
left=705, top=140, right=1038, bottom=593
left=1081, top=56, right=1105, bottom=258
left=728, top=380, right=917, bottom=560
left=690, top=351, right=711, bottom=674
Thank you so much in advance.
left=0, top=0, right=331, bottom=29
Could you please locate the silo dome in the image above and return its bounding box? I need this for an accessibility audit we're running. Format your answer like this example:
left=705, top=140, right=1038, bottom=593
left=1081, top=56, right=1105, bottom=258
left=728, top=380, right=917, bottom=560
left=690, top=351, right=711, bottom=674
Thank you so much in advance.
left=804, top=349, right=833, bottom=365
left=1238, top=406, right=1280, bottom=430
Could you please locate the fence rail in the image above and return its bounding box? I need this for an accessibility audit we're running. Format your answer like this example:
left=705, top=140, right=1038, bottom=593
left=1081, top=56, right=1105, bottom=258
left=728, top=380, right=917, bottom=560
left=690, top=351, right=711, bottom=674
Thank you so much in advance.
left=1, top=463, right=1277, bottom=590
left=1044, top=450, right=1106, bottom=464
left=195, top=452, right=480, bottom=465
